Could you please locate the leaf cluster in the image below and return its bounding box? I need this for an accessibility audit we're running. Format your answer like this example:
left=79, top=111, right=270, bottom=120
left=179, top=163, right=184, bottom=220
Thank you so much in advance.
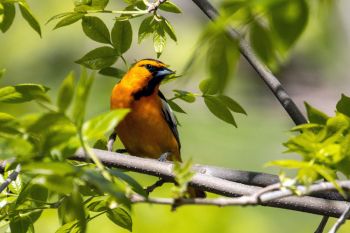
left=270, top=95, right=350, bottom=194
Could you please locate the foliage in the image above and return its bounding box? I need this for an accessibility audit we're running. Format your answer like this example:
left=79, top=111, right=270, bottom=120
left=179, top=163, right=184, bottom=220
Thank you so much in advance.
left=0, top=0, right=342, bottom=232
left=269, top=95, right=350, bottom=195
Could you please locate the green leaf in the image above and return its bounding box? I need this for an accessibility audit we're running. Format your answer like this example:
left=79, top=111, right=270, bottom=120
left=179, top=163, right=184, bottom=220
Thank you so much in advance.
left=0, top=136, right=33, bottom=159
left=204, top=96, right=237, bottom=127
left=173, top=90, right=196, bottom=103
left=82, top=16, right=110, bottom=44
left=220, top=0, right=245, bottom=15
left=250, top=21, right=275, bottom=68
left=0, top=3, right=15, bottom=33
left=10, top=216, right=32, bottom=233
left=83, top=109, right=129, bottom=142
left=167, top=100, right=186, bottom=114
left=56, top=221, right=80, bottom=233
left=267, top=159, right=310, bottom=169
left=22, top=162, right=76, bottom=176
left=336, top=94, right=350, bottom=117
left=98, top=67, right=125, bottom=79
left=75, top=46, right=119, bottom=70
left=93, top=138, right=107, bottom=150
left=18, top=2, right=41, bottom=37
left=107, top=208, right=132, bottom=232
left=91, top=0, right=109, bottom=9
left=162, top=18, right=177, bottom=42
left=0, top=84, right=50, bottom=103
left=153, top=25, right=166, bottom=57
left=138, top=16, right=154, bottom=43
left=32, top=175, right=74, bottom=194
left=54, top=12, right=85, bottom=30
left=269, top=0, right=309, bottom=49
left=111, top=20, right=132, bottom=54
left=57, top=71, right=75, bottom=112
left=199, top=79, right=218, bottom=95
left=158, top=1, right=181, bottom=13
left=304, top=102, right=329, bottom=125
left=218, top=95, right=246, bottom=115
left=109, top=169, right=147, bottom=196
left=72, top=69, right=94, bottom=128
left=0, top=68, right=5, bottom=80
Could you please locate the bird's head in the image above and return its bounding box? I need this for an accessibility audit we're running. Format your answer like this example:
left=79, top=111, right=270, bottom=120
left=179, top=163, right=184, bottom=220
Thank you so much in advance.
left=129, top=59, right=174, bottom=82
left=122, top=59, right=175, bottom=98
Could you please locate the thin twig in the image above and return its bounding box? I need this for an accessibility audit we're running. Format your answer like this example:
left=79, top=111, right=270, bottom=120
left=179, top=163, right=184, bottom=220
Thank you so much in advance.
left=0, top=164, right=21, bottom=193
left=315, top=216, right=329, bottom=233
left=146, top=178, right=169, bottom=194
left=191, top=0, right=307, bottom=125
left=328, top=205, right=350, bottom=233
left=147, top=0, right=167, bottom=13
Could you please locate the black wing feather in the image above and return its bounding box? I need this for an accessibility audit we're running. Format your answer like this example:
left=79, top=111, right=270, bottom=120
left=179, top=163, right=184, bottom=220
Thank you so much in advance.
left=158, top=91, right=181, bottom=149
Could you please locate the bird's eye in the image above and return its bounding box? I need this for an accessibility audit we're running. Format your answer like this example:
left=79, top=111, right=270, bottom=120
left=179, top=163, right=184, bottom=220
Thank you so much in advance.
left=145, top=64, right=156, bottom=72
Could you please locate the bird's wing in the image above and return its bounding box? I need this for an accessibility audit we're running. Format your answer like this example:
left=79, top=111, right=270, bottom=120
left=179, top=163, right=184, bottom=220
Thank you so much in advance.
left=158, top=91, right=181, bottom=149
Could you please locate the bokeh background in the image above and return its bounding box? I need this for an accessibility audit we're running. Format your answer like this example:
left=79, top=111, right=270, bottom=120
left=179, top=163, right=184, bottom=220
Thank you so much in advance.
left=1, top=0, right=350, bottom=232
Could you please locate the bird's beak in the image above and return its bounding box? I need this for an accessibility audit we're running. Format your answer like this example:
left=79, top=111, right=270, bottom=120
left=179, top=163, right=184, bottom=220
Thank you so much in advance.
left=154, top=67, right=175, bottom=79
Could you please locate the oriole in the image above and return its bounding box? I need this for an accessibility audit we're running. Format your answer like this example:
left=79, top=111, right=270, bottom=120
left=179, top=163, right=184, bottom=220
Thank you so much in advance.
left=108, top=59, right=205, bottom=197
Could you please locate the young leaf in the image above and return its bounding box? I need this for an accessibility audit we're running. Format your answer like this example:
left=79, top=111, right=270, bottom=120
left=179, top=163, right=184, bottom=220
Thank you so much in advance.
left=0, top=84, right=50, bottom=103
left=153, top=26, right=166, bottom=57
left=54, top=12, right=85, bottom=30
left=269, top=0, right=309, bottom=49
left=167, top=100, right=186, bottom=114
left=91, top=0, right=109, bottom=10
left=82, top=109, right=129, bottom=142
left=0, top=3, right=15, bottom=33
left=75, top=46, right=119, bottom=70
left=10, top=216, right=32, bottom=233
left=99, top=67, right=125, bottom=79
left=173, top=90, right=196, bottom=103
left=138, top=16, right=154, bottom=43
left=304, top=102, right=329, bottom=125
left=56, top=221, right=79, bottom=233
left=218, top=95, right=247, bottom=115
left=158, top=1, right=181, bottom=13
left=162, top=18, right=177, bottom=42
left=109, top=169, right=147, bottom=196
left=18, top=2, right=41, bottom=37
left=204, top=96, right=237, bottom=127
left=199, top=79, right=218, bottom=95
left=111, top=20, right=132, bottom=54
left=336, top=94, right=350, bottom=118
left=107, top=208, right=132, bottom=232
left=82, top=16, right=110, bottom=44
left=57, top=71, right=75, bottom=112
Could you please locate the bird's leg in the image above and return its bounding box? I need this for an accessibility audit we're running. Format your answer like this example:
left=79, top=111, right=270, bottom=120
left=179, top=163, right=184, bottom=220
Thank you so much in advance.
left=107, top=132, right=117, bottom=152
left=158, top=151, right=171, bottom=162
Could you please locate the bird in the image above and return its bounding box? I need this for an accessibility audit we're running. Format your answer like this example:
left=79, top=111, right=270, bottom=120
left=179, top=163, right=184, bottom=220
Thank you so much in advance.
left=108, top=58, right=205, bottom=198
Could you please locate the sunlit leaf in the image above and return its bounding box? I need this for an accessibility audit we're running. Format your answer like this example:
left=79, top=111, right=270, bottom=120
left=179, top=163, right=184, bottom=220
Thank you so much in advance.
left=83, top=109, right=129, bottom=142
left=138, top=16, right=154, bottom=43
left=18, top=2, right=41, bottom=37
left=163, top=18, right=177, bottom=42
left=0, top=84, right=50, bottom=103
left=218, top=95, right=246, bottom=115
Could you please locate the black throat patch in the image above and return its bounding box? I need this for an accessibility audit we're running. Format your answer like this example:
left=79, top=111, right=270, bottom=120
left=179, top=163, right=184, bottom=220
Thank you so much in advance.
left=133, top=77, right=161, bottom=100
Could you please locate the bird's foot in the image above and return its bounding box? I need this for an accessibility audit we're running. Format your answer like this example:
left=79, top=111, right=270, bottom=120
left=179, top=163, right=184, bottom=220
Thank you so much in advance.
left=158, top=152, right=171, bottom=162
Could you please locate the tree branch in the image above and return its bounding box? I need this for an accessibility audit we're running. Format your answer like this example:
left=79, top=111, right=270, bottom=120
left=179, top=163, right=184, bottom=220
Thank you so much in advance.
left=191, top=0, right=307, bottom=125
left=328, top=205, right=350, bottom=233
left=0, top=164, right=21, bottom=193
left=71, top=149, right=350, bottom=218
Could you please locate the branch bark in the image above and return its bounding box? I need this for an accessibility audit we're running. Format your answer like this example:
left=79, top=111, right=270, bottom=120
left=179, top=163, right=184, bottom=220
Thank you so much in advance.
left=71, top=149, right=350, bottom=219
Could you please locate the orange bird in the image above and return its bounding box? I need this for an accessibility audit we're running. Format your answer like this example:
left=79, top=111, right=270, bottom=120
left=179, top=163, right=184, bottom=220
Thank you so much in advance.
left=108, top=59, right=205, bottom=197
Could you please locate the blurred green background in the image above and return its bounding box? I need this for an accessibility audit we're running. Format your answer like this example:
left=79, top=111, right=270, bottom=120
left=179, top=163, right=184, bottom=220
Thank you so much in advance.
left=1, top=0, right=350, bottom=232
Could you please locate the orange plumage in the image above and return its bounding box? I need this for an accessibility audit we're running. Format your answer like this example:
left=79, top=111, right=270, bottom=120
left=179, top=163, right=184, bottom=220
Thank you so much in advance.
left=110, top=59, right=205, bottom=198
left=110, top=59, right=180, bottom=161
